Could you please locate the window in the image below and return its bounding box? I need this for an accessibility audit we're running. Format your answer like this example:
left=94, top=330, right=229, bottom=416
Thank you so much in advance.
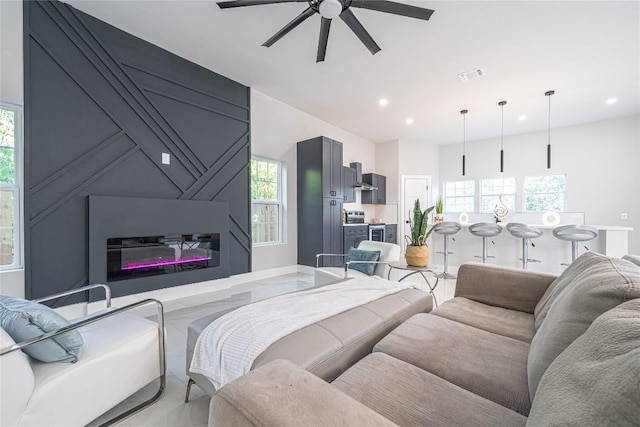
left=480, top=177, right=516, bottom=213
left=524, top=175, right=566, bottom=212
left=0, top=102, right=22, bottom=269
left=251, top=157, right=282, bottom=245
left=443, top=180, right=475, bottom=212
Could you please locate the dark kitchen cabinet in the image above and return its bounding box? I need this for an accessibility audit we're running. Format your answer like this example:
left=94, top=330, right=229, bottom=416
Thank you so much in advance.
left=342, top=166, right=356, bottom=203
left=297, top=137, right=344, bottom=267
left=361, top=173, right=386, bottom=205
left=344, top=225, right=369, bottom=252
left=385, top=224, right=397, bottom=244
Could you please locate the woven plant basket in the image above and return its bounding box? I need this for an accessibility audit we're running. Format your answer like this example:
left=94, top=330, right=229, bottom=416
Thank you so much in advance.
left=405, top=244, right=430, bottom=268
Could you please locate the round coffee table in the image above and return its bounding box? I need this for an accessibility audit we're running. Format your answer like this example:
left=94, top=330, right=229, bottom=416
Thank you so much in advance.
left=387, top=261, right=440, bottom=306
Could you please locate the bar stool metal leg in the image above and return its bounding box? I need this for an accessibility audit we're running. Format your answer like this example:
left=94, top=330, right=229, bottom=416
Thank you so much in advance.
left=481, top=236, right=488, bottom=264
left=437, top=235, right=456, bottom=279
left=522, top=238, right=528, bottom=270
left=571, top=241, right=578, bottom=262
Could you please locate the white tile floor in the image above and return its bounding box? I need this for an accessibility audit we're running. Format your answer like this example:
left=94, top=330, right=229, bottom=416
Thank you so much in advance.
left=93, top=270, right=457, bottom=427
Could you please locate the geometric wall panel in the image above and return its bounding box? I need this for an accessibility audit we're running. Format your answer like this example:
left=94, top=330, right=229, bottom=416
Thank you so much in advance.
left=24, top=0, right=251, bottom=302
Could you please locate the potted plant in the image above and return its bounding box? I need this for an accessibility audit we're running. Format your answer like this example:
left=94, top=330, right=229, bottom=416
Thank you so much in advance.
left=434, top=196, right=444, bottom=223
left=404, top=199, right=435, bottom=267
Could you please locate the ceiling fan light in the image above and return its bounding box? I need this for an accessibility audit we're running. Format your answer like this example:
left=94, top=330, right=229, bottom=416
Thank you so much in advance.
left=319, top=0, right=342, bottom=19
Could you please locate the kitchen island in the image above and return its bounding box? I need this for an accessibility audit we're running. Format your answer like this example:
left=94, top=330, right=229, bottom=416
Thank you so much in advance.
left=427, top=221, right=633, bottom=276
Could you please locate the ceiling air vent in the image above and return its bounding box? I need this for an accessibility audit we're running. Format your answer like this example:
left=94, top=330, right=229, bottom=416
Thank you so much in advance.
left=458, top=68, right=485, bottom=82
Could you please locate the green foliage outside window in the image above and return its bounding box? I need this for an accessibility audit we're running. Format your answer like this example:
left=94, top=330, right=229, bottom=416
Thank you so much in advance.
left=0, top=107, right=17, bottom=266
left=250, top=159, right=278, bottom=201
left=251, top=158, right=281, bottom=245
left=0, top=110, right=15, bottom=184
left=524, top=175, right=566, bottom=211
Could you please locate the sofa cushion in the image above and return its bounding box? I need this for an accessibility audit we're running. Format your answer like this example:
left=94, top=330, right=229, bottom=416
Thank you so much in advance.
left=333, top=352, right=527, bottom=427
left=374, top=313, right=531, bottom=415
left=346, top=247, right=381, bottom=275
left=0, top=296, right=83, bottom=363
left=528, top=253, right=640, bottom=400
left=527, top=299, right=640, bottom=426
left=432, top=297, right=535, bottom=343
left=210, top=359, right=397, bottom=427
left=251, top=288, right=433, bottom=382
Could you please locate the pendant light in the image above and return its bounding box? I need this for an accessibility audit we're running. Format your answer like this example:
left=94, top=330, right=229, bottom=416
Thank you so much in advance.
left=461, top=109, right=468, bottom=176
left=498, top=100, right=507, bottom=173
left=545, top=90, right=555, bottom=169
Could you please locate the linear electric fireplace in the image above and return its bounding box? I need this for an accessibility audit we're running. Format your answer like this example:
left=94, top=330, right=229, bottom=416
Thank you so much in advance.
left=89, top=196, right=230, bottom=298
left=107, top=233, right=221, bottom=281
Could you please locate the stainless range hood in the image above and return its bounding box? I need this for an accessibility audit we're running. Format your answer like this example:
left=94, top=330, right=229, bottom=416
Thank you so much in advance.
left=349, top=162, right=377, bottom=191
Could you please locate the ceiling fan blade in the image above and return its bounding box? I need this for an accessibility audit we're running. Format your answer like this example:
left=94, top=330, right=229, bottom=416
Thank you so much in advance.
left=262, top=7, right=316, bottom=47
left=339, top=8, right=381, bottom=55
left=218, top=0, right=307, bottom=9
left=350, top=0, right=435, bottom=21
left=316, top=17, right=332, bottom=62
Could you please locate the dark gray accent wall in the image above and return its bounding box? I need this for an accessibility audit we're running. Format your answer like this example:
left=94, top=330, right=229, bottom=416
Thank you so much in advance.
left=24, top=1, right=251, bottom=302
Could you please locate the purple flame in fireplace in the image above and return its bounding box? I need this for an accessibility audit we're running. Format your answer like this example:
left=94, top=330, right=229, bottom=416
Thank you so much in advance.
left=121, top=255, right=212, bottom=271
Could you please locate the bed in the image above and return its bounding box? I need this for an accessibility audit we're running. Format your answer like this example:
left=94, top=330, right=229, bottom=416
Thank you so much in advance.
left=185, top=277, right=433, bottom=399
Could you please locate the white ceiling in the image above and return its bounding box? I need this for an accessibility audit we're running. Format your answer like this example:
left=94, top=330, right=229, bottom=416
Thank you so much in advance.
left=67, top=0, right=640, bottom=144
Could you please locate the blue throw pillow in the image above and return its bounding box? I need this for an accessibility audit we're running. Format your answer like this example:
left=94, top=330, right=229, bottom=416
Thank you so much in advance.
left=0, top=296, right=83, bottom=363
left=346, top=247, right=381, bottom=276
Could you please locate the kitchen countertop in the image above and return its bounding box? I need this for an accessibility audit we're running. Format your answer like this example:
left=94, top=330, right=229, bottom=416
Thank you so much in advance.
left=457, top=223, right=633, bottom=231
left=343, top=223, right=397, bottom=227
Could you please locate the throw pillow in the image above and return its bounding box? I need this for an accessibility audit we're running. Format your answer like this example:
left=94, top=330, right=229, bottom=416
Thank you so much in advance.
left=346, top=248, right=381, bottom=276
left=527, top=299, right=640, bottom=426
left=0, top=296, right=84, bottom=363
left=527, top=253, right=640, bottom=400
left=534, top=251, right=600, bottom=330
left=623, top=254, right=640, bottom=268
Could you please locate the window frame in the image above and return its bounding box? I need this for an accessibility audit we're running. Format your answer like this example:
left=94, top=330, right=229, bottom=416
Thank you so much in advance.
left=443, top=180, right=476, bottom=213
left=522, top=174, right=567, bottom=212
left=250, top=156, right=284, bottom=247
left=479, top=177, right=517, bottom=214
left=0, top=101, right=23, bottom=271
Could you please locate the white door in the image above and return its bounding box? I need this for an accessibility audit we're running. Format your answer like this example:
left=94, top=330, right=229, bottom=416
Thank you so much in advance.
left=401, top=175, right=432, bottom=252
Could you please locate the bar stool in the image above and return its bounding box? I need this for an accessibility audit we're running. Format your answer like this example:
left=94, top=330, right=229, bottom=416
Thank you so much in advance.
left=552, top=224, right=598, bottom=264
left=507, top=223, right=543, bottom=270
left=433, top=221, right=462, bottom=279
left=468, top=222, right=502, bottom=264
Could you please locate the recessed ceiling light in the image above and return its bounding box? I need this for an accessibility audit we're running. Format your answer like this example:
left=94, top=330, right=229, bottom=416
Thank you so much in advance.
left=605, top=97, right=618, bottom=105
left=405, top=118, right=414, bottom=125
left=378, top=98, right=389, bottom=107
left=518, top=114, right=527, bottom=121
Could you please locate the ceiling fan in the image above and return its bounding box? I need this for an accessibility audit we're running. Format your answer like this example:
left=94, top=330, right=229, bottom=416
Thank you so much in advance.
left=217, top=0, right=435, bottom=62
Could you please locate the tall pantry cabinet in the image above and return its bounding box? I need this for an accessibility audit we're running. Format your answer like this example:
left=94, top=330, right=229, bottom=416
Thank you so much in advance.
left=297, top=137, right=344, bottom=267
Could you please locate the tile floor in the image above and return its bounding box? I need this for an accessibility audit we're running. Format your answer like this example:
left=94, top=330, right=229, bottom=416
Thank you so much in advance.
left=92, top=270, right=457, bottom=427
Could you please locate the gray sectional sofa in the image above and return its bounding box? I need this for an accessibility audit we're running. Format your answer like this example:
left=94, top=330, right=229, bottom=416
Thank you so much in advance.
left=209, top=252, right=640, bottom=426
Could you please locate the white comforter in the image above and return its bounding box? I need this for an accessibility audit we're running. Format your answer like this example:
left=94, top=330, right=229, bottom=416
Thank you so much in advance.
left=189, top=276, right=411, bottom=389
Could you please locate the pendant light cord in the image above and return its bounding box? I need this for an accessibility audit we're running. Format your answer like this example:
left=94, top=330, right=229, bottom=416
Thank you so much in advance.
left=462, top=111, right=467, bottom=154
left=548, top=93, right=551, bottom=145
left=498, top=101, right=506, bottom=173
left=461, top=109, right=468, bottom=176
left=545, top=90, right=555, bottom=169
left=500, top=105, right=504, bottom=150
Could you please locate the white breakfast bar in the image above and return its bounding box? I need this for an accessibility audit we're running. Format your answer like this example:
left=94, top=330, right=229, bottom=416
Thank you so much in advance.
left=428, top=219, right=633, bottom=276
